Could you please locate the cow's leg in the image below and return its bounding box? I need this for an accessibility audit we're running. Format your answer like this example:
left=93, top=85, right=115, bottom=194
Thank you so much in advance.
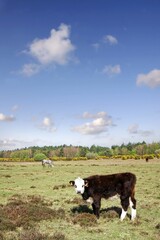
left=92, top=196, right=101, bottom=219
left=120, top=197, right=129, bottom=221
left=129, top=192, right=136, bottom=221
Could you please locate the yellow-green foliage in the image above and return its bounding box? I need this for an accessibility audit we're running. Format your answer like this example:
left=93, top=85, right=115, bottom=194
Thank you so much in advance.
left=0, top=154, right=158, bottom=162
left=0, top=158, right=34, bottom=162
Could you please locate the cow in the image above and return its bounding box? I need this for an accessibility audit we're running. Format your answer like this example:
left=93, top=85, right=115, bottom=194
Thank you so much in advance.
left=145, top=157, right=149, bottom=162
left=42, top=159, right=54, bottom=167
left=69, top=172, right=137, bottom=221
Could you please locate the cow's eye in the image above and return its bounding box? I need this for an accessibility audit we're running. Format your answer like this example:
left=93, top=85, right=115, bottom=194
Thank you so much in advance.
left=75, top=185, right=77, bottom=188
left=82, top=185, right=84, bottom=188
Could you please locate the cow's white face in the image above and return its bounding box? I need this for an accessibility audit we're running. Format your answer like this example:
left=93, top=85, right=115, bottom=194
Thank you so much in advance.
left=74, top=177, right=85, bottom=194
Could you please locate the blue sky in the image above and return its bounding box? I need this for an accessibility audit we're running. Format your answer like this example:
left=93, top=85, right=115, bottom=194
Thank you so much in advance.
left=0, top=0, right=160, bottom=150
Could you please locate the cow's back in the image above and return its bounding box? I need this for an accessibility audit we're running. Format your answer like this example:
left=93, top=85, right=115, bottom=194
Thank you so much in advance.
left=84, top=172, right=136, bottom=197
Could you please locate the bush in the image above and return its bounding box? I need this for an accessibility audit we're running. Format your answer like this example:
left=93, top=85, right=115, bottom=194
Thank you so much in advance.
left=122, top=156, right=127, bottom=160
left=34, top=153, right=47, bottom=161
left=86, top=152, right=97, bottom=159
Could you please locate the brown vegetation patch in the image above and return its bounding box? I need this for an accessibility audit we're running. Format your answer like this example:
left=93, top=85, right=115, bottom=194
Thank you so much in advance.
left=101, top=206, right=121, bottom=220
left=65, top=197, right=84, bottom=205
left=19, top=229, right=67, bottom=240
left=72, top=213, right=97, bottom=227
left=140, top=231, right=149, bottom=236
left=0, top=194, right=65, bottom=232
left=0, top=232, right=4, bottom=240
left=0, top=229, right=68, bottom=240
left=101, top=210, right=119, bottom=219
left=155, top=223, right=160, bottom=230
left=4, top=174, right=12, bottom=178
left=131, top=217, right=141, bottom=226
left=53, top=184, right=69, bottom=190
left=51, top=231, right=68, bottom=240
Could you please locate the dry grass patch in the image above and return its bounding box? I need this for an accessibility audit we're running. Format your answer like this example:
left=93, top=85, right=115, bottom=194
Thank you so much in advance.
left=19, top=229, right=67, bottom=240
left=0, top=229, right=68, bottom=240
left=65, top=197, right=84, bottom=205
left=53, top=184, right=69, bottom=190
left=72, top=213, right=97, bottom=227
left=100, top=207, right=120, bottom=220
left=0, top=194, right=65, bottom=232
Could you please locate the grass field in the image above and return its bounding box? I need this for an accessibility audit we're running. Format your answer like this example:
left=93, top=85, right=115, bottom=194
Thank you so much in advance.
left=0, top=159, right=160, bottom=240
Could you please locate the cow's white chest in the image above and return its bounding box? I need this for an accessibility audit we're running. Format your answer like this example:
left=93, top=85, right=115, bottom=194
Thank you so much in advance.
left=86, top=197, right=94, bottom=204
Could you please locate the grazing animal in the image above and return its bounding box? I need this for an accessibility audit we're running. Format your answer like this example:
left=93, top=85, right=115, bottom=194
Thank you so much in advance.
left=70, top=172, right=137, bottom=221
left=42, top=159, right=54, bottom=167
left=146, top=157, right=149, bottom=162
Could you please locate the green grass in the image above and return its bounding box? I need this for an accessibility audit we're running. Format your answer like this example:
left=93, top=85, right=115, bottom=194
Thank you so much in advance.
left=0, top=159, right=160, bottom=240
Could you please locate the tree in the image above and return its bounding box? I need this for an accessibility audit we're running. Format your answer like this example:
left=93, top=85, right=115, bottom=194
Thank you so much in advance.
left=79, top=147, right=88, bottom=157
left=63, top=146, right=78, bottom=158
left=59, top=147, right=64, bottom=157
left=90, top=145, right=97, bottom=153
left=135, top=145, right=145, bottom=156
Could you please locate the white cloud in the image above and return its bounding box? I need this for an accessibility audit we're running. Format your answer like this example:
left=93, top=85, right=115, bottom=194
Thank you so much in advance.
left=136, top=69, right=160, bottom=88
left=0, top=113, right=15, bottom=122
left=0, top=139, right=17, bottom=150
left=102, top=64, right=121, bottom=76
left=72, top=111, right=114, bottom=135
left=39, top=117, right=56, bottom=132
left=128, top=124, right=139, bottom=134
left=0, top=139, right=27, bottom=150
left=92, top=43, right=100, bottom=50
left=21, top=63, right=41, bottom=76
left=104, top=35, right=118, bottom=45
left=28, top=23, right=75, bottom=65
left=91, top=34, right=117, bottom=52
left=128, top=124, right=153, bottom=137
left=82, top=111, right=107, bottom=119
left=140, top=130, right=154, bottom=137
left=0, top=138, right=53, bottom=150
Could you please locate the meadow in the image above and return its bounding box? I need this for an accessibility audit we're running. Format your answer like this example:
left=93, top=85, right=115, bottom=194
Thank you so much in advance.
left=0, top=159, right=159, bottom=240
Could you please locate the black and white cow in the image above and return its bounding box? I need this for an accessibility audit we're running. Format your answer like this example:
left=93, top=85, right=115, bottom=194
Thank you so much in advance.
left=70, top=172, right=137, bottom=221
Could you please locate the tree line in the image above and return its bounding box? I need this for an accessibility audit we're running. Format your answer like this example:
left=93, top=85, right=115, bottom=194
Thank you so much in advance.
left=0, top=141, right=160, bottom=161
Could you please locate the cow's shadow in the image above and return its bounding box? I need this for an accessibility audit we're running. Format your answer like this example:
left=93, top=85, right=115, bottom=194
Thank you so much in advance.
left=71, top=205, right=122, bottom=218
left=71, top=204, right=93, bottom=214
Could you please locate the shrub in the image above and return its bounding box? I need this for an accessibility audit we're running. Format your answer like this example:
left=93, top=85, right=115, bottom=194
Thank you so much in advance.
left=134, top=155, right=141, bottom=160
left=122, top=156, right=127, bottom=160
left=86, top=152, right=97, bottom=160
left=34, top=153, right=47, bottom=161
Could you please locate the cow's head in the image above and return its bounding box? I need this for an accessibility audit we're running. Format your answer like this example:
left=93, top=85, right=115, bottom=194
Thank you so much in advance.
left=69, top=177, right=88, bottom=194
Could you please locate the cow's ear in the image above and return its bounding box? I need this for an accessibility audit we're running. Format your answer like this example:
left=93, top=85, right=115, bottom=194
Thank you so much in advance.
left=69, top=181, right=75, bottom=186
left=84, top=180, right=89, bottom=187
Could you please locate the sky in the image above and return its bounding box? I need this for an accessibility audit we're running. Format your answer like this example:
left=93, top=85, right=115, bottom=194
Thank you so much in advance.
left=0, top=0, right=160, bottom=150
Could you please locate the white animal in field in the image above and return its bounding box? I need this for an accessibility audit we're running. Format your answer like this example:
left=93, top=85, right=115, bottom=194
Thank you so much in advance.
left=42, top=159, right=54, bottom=167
